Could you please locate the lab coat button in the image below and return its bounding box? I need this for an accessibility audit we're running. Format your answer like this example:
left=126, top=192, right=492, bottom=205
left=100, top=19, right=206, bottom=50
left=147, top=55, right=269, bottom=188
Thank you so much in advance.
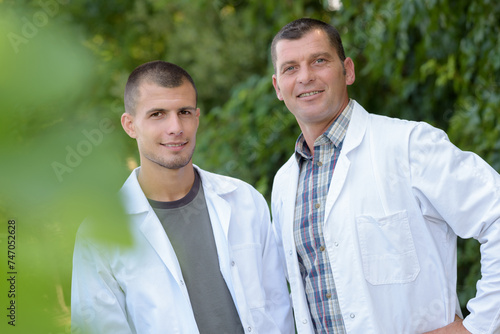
left=302, top=319, right=308, bottom=324
left=289, top=250, right=293, bottom=255
left=231, top=260, right=235, bottom=267
left=247, top=326, right=252, bottom=332
left=334, top=242, right=339, bottom=247
left=180, top=280, right=184, bottom=285
left=350, top=313, right=355, bottom=319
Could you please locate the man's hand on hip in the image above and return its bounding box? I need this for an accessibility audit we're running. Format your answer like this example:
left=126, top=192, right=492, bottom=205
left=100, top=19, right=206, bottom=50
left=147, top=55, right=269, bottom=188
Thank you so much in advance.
left=423, top=316, right=471, bottom=334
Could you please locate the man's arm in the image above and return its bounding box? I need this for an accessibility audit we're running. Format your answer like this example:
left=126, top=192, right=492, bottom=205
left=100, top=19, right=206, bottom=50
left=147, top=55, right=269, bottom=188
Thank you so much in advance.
left=257, top=193, right=295, bottom=334
left=71, top=231, right=133, bottom=334
left=409, top=123, right=500, bottom=333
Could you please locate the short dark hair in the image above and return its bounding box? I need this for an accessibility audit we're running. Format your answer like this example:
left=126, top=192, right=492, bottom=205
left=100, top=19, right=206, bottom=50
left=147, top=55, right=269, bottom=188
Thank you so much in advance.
left=271, top=18, right=346, bottom=72
left=124, top=60, right=198, bottom=114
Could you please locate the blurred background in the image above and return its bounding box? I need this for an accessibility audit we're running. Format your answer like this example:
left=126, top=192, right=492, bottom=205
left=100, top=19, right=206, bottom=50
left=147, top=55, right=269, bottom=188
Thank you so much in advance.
left=0, top=0, right=498, bottom=332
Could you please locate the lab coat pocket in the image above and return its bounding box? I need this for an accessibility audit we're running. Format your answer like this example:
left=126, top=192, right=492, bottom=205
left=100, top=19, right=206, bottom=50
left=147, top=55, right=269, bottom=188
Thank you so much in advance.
left=356, top=210, right=420, bottom=285
left=231, top=243, right=265, bottom=308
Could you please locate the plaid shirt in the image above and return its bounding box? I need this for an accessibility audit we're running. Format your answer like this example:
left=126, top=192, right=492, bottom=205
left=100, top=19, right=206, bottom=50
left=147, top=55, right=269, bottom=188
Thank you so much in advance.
left=293, top=100, right=353, bottom=333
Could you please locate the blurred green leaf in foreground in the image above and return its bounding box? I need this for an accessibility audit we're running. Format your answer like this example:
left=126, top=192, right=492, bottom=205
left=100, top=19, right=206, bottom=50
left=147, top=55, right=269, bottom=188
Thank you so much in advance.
left=0, top=3, right=131, bottom=333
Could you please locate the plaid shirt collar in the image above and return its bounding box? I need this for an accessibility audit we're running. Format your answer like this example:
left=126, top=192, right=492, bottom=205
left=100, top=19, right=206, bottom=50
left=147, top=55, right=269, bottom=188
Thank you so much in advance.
left=294, top=99, right=354, bottom=163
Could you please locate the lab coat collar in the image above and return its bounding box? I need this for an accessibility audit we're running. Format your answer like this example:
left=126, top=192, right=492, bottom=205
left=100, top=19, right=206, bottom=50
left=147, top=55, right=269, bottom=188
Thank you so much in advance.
left=118, top=164, right=238, bottom=292
left=195, top=164, right=238, bottom=196
left=278, top=100, right=369, bottom=230
left=283, top=99, right=369, bottom=172
left=119, top=164, right=237, bottom=248
left=119, top=167, right=148, bottom=215
left=118, top=168, right=186, bottom=287
left=323, top=100, right=368, bottom=219
left=341, top=99, right=368, bottom=156
left=119, top=164, right=237, bottom=215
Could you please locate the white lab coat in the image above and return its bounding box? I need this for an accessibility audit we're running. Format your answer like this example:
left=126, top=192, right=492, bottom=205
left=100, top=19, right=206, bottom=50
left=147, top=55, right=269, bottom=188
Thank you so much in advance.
left=71, top=166, right=294, bottom=334
left=271, top=101, right=500, bottom=334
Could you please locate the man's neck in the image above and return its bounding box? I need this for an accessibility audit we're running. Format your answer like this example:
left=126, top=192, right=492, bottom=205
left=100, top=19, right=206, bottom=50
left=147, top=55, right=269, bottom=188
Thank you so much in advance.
left=137, top=162, right=195, bottom=202
left=300, top=119, right=337, bottom=156
left=300, top=99, right=351, bottom=154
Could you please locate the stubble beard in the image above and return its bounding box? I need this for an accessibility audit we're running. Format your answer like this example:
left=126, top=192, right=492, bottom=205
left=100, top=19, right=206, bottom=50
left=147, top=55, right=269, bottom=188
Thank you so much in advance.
left=144, top=146, right=195, bottom=170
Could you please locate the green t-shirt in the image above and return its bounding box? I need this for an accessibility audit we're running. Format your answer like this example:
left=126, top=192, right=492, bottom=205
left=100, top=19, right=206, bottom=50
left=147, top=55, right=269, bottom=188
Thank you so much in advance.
left=149, top=170, right=244, bottom=334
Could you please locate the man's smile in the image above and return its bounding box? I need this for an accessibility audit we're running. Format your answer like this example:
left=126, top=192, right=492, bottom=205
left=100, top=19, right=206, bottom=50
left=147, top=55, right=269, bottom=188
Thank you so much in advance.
left=160, top=141, right=188, bottom=150
left=298, top=90, right=324, bottom=98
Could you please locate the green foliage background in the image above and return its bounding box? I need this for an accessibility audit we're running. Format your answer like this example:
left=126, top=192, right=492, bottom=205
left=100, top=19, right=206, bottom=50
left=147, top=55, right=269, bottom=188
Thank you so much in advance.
left=0, top=0, right=498, bottom=332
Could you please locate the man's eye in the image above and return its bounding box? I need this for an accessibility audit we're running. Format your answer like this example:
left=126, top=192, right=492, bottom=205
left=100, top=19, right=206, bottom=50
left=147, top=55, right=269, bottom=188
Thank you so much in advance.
left=151, top=112, right=162, bottom=117
left=316, top=58, right=325, bottom=64
left=281, top=65, right=295, bottom=74
left=180, top=110, right=191, bottom=115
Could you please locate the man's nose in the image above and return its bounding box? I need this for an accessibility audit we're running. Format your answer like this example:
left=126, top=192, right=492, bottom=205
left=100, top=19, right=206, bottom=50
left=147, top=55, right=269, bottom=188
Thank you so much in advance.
left=165, top=114, right=183, bottom=135
left=297, top=65, right=315, bottom=84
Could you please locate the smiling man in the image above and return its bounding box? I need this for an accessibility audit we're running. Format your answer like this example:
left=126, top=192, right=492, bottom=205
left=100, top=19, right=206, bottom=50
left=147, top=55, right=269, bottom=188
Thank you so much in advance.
left=272, top=28, right=354, bottom=150
left=71, top=61, right=294, bottom=334
left=270, top=18, right=500, bottom=334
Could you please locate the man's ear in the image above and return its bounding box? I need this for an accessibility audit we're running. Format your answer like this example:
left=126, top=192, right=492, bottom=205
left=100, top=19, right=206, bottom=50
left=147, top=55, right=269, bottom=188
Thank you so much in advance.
left=344, top=57, right=356, bottom=86
left=121, top=113, right=137, bottom=139
left=194, top=107, right=200, bottom=130
left=272, top=74, right=284, bottom=101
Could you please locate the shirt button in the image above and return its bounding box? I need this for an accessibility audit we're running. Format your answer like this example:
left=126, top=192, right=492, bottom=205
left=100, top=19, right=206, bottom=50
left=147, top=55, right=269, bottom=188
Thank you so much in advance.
left=315, top=203, right=321, bottom=209
left=317, top=161, right=323, bottom=167
left=326, top=293, right=332, bottom=299
left=350, top=313, right=355, bottom=319
left=319, top=246, right=325, bottom=252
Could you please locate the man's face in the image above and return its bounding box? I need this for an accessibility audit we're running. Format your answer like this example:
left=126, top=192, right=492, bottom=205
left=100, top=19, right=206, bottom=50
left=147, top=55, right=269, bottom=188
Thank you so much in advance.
left=122, top=80, right=200, bottom=171
left=272, top=29, right=355, bottom=133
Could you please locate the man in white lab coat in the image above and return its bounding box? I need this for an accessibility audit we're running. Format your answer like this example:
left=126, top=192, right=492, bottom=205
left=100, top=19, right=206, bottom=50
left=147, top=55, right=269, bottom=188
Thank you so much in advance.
left=71, top=61, right=294, bottom=334
left=270, top=18, right=500, bottom=334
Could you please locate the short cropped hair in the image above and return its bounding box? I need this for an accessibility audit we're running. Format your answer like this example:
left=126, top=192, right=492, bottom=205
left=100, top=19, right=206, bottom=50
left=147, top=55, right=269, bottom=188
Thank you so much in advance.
left=124, top=60, right=198, bottom=114
left=271, top=18, right=346, bottom=72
